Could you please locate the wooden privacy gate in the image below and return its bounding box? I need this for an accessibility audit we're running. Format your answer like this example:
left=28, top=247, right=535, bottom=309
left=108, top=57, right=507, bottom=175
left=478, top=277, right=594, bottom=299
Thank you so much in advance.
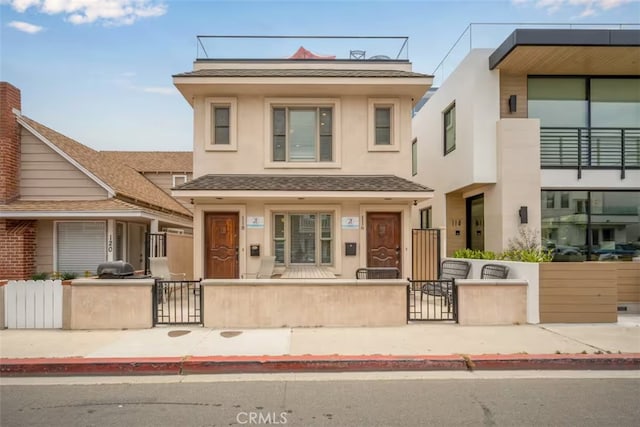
left=3, top=280, right=63, bottom=328
left=412, top=228, right=441, bottom=281
left=153, top=280, right=203, bottom=325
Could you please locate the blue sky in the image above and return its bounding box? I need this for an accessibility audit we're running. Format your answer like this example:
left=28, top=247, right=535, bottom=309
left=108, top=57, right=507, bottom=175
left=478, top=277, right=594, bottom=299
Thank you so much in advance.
left=1, top=0, right=639, bottom=151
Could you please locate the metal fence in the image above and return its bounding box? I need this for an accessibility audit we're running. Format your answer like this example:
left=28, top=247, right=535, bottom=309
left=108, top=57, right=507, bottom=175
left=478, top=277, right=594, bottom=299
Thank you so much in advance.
left=407, top=279, right=457, bottom=322
left=540, top=127, right=640, bottom=179
left=153, top=280, right=202, bottom=325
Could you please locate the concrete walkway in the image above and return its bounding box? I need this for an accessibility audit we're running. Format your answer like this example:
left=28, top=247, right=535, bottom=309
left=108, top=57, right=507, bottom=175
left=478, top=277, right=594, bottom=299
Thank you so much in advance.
left=1, top=316, right=639, bottom=375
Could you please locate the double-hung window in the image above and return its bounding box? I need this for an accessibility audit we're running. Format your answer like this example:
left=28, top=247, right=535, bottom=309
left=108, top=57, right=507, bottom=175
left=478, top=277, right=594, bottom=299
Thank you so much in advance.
left=273, top=213, right=333, bottom=266
left=368, top=98, right=400, bottom=151
left=205, top=97, right=237, bottom=151
left=272, top=107, right=333, bottom=162
left=444, top=103, right=456, bottom=155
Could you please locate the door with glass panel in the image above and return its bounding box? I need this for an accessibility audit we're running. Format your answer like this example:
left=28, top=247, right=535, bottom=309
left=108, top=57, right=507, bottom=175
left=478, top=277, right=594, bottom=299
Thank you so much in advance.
left=273, top=213, right=333, bottom=266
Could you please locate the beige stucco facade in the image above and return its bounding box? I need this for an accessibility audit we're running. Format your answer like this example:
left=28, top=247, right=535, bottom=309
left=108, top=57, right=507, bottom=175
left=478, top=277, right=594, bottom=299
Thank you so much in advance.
left=62, top=279, right=153, bottom=329
left=174, top=57, right=433, bottom=280
left=457, top=279, right=528, bottom=326
left=202, top=279, right=407, bottom=328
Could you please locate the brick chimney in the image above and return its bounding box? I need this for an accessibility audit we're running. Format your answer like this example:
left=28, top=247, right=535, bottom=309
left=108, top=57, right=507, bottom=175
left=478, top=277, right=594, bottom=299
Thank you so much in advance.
left=0, top=82, right=22, bottom=204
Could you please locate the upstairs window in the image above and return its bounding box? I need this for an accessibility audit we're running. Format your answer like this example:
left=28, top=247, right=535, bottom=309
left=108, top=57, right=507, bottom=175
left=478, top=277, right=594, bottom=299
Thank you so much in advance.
left=375, top=107, right=392, bottom=145
left=444, top=103, right=456, bottom=155
left=213, top=107, right=230, bottom=145
left=205, top=97, right=237, bottom=151
left=412, top=138, right=418, bottom=176
left=272, top=107, right=333, bottom=162
left=368, top=98, right=400, bottom=151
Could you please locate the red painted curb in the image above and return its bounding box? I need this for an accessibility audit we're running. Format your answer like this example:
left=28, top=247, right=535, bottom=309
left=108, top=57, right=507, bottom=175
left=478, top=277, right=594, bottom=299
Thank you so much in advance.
left=1, top=354, right=638, bottom=376
left=468, top=353, right=640, bottom=371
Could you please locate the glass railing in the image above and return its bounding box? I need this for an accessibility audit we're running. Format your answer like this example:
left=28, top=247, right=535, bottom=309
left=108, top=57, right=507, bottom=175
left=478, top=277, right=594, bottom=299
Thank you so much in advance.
left=540, top=127, right=640, bottom=178
left=195, top=36, right=409, bottom=61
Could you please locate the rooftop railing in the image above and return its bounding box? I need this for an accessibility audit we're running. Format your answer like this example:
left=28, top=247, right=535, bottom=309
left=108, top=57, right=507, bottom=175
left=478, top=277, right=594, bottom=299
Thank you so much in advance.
left=195, top=35, right=409, bottom=61
left=431, top=22, right=640, bottom=87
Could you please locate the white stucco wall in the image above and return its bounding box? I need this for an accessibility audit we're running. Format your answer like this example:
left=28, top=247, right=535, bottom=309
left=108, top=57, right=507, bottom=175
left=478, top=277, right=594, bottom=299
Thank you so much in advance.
left=412, top=49, right=500, bottom=229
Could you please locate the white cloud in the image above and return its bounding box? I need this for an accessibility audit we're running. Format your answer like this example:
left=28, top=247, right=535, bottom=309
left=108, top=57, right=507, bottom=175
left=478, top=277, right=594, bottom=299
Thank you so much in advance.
left=142, top=86, right=176, bottom=95
left=512, top=0, right=635, bottom=16
left=3, top=0, right=167, bottom=26
left=7, top=20, right=44, bottom=33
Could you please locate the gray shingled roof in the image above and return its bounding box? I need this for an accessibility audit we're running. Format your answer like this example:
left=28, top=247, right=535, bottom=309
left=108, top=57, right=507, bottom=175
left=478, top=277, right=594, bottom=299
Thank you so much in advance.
left=173, top=69, right=431, bottom=78
left=175, top=175, right=433, bottom=192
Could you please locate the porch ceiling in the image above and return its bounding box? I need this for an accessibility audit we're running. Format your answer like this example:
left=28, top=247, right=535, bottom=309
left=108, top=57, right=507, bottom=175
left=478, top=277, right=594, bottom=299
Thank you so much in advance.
left=489, top=29, right=640, bottom=75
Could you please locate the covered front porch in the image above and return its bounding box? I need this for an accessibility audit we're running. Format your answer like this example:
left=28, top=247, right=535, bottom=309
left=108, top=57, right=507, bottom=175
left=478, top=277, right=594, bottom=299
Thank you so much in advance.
left=173, top=174, right=433, bottom=280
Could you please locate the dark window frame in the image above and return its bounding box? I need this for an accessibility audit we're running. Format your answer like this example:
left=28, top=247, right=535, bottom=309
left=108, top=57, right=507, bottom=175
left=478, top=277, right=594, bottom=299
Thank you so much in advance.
left=443, top=102, right=456, bottom=156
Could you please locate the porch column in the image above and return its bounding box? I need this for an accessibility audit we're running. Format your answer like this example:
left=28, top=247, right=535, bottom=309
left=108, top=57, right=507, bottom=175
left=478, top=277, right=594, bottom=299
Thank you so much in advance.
left=106, top=219, right=115, bottom=262
left=150, top=219, right=159, bottom=233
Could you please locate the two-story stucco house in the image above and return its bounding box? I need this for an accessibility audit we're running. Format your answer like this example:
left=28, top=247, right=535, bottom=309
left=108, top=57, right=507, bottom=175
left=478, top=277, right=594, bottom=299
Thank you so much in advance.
left=412, top=28, right=640, bottom=260
left=172, top=37, right=433, bottom=279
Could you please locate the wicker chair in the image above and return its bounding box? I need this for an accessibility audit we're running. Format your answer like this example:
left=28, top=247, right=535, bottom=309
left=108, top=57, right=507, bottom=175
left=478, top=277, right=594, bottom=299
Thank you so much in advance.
left=422, top=259, right=471, bottom=309
left=356, top=267, right=400, bottom=279
left=480, top=264, right=510, bottom=279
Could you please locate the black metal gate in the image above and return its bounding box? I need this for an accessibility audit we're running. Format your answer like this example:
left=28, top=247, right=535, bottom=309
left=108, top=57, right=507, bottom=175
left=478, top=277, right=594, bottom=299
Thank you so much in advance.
left=407, top=279, right=457, bottom=321
left=153, top=280, right=203, bottom=325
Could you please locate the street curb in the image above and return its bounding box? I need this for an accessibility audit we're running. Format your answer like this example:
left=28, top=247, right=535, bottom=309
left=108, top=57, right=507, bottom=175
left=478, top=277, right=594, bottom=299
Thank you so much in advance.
left=1, top=354, right=639, bottom=376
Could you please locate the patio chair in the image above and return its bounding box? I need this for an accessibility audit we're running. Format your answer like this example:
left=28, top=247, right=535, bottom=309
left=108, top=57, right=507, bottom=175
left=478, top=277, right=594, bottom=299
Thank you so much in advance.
left=356, top=267, right=400, bottom=279
left=421, top=259, right=471, bottom=309
left=480, top=264, right=510, bottom=280
left=149, top=257, right=186, bottom=302
left=256, top=256, right=276, bottom=279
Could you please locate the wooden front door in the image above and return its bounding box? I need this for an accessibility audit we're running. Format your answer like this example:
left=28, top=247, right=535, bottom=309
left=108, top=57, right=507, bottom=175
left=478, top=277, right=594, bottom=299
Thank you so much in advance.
left=367, top=212, right=401, bottom=274
left=205, top=213, right=239, bottom=279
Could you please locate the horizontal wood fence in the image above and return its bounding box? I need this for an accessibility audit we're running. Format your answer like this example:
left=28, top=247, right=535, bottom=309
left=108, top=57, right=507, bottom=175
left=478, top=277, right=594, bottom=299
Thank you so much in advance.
left=539, top=263, right=617, bottom=323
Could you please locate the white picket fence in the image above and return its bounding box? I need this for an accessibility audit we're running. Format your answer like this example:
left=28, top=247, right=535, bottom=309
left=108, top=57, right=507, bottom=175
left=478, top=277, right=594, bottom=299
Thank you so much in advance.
left=4, top=280, right=63, bottom=329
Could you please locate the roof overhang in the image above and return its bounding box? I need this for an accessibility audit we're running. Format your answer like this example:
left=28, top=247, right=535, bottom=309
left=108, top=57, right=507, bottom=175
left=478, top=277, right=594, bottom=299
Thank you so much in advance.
left=173, top=190, right=433, bottom=204
left=489, top=29, right=640, bottom=75
left=173, top=77, right=433, bottom=107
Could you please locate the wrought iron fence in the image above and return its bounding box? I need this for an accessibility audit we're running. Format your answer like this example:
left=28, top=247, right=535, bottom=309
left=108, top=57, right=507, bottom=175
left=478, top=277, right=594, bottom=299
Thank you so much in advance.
left=154, top=280, right=202, bottom=325
left=540, top=127, right=640, bottom=178
left=407, top=279, right=457, bottom=322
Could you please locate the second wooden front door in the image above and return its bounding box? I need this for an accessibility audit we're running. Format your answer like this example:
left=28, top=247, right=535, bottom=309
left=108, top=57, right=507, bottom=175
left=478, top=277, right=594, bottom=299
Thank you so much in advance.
left=205, top=213, right=239, bottom=279
left=366, top=212, right=401, bottom=274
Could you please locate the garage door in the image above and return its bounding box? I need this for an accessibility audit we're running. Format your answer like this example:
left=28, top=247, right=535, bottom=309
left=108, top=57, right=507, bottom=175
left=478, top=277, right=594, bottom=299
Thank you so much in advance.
left=56, top=221, right=106, bottom=275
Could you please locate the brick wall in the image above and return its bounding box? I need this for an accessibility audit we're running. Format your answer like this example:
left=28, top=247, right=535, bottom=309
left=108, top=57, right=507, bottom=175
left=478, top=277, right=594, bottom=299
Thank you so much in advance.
left=0, top=82, right=21, bottom=204
left=0, top=219, right=37, bottom=280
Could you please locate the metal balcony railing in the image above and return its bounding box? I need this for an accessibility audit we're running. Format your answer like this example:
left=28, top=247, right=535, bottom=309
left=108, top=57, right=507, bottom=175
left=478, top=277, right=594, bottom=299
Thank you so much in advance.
left=540, top=127, right=640, bottom=179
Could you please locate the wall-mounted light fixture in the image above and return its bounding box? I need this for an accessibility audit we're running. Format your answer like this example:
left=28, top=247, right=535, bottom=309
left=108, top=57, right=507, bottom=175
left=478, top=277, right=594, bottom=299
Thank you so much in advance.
left=519, top=206, right=528, bottom=224
left=508, top=95, right=517, bottom=113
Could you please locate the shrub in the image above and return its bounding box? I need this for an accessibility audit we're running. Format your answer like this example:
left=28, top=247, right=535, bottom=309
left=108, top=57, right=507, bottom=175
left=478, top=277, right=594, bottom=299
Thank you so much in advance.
left=453, top=248, right=553, bottom=263
left=60, top=272, right=78, bottom=280
left=31, top=272, right=49, bottom=280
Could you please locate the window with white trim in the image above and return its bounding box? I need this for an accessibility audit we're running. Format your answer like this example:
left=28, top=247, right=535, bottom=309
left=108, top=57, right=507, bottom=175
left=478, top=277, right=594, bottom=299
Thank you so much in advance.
left=273, top=213, right=333, bottom=265
left=368, top=98, right=400, bottom=151
left=172, top=174, right=188, bottom=187
left=205, top=97, right=237, bottom=151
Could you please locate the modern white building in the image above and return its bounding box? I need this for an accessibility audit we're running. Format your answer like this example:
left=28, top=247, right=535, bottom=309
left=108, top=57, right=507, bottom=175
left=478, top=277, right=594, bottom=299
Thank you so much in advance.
left=412, top=28, right=640, bottom=260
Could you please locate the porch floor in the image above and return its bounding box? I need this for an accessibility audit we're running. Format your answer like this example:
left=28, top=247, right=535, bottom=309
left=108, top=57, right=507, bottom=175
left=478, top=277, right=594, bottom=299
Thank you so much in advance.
left=280, top=266, right=336, bottom=279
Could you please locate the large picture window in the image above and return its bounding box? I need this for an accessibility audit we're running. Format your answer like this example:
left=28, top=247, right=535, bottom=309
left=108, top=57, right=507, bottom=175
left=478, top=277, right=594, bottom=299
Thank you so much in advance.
left=272, top=107, right=333, bottom=162
left=273, top=213, right=333, bottom=265
left=542, top=190, right=640, bottom=261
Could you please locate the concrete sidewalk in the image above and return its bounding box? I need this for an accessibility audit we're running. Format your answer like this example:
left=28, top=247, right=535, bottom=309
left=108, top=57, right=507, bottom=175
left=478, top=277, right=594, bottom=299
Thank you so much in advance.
left=1, top=316, right=639, bottom=375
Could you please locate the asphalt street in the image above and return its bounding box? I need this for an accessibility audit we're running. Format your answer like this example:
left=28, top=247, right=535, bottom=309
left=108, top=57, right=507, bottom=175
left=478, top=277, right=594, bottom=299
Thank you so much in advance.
left=2, top=373, right=639, bottom=426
